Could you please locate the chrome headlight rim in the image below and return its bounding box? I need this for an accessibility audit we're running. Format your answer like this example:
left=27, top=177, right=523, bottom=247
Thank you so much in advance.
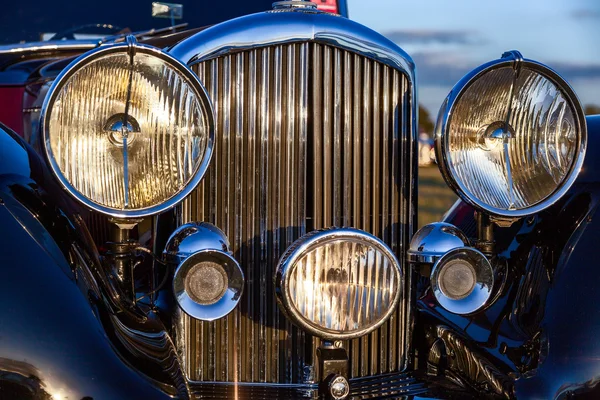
left=40, top=40, right=215, bottom=219
left=275, top=227, right=403, bottom=340
left=434, top=54, right=587, bottom=218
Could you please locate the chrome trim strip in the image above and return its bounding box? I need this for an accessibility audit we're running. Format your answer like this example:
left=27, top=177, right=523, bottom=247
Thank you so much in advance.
left=0, top=24, right=191, bottom=57
left=272, top=0, right=318, bottom=10
left=0, top=40, right=100, bottom=55
left=22, top=107, right=41, bottom=113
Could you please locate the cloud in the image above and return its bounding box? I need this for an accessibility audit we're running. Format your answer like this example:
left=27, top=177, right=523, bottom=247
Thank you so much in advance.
left=551, top=62, right=600, bottom=81
left=413, top=53, right=600, bottom=115
left=411, top=52, right=600, bottom=88
left=411, top=52, right=473, bottom=86
left=384, top=29, right=485, bottom=46
left=571, top=9, right=600, bottom=19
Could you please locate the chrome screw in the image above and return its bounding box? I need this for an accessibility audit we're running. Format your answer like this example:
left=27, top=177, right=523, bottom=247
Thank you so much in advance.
left=329, top=375, right=350, bottom=400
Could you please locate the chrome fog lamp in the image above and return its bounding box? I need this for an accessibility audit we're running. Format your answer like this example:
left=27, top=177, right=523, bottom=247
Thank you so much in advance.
left=41, top=36, right=214, bottom=218
left=165, top=223, right=244, bottom=321
left=435, top=51, right=587, bottom=218
left=275, top=228, right=402, bottom=340
left=409, top=223, right=494, bottom=315
left=431, top=248, right=493, bottom=315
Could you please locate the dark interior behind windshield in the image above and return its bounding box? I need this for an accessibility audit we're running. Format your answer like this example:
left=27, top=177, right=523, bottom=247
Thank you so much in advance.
left=0, top=0, right=277, bottom=44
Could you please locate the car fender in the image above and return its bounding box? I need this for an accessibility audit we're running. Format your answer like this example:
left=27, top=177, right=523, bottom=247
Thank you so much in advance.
left=0, top=124, right=185, bottom=399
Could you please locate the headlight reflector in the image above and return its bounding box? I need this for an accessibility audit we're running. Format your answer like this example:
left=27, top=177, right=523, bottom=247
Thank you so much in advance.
left=435, top=52, right=586, bottom=217
left=42, top=39, right=214, bottom=217
left=275, top=228, right=402, bottom=340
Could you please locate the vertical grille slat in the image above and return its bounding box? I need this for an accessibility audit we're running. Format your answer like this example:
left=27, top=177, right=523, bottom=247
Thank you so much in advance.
left=342, top=51, right=352, bottom=228
left=322, top=45, right=333, bottom=228
left=370, top=62, right=381, bottom=376
left=231, top=52, right=244, bottom=382
left=258, top=47, right=270, bottom=382
left=312, top=43, right=323, bottom=231
left=246, top=49, right=258, bottom=382
left=282, top=44, right=295, bottom=381
left=219, top=54, right=231, bottom=382
left=180, top=42, right=411, bottom=384
left=296, top=43, right=309, bottom=380
left=271, top=45, right=282, bottom=383
left=360, top=57, right=372, bottom=378
left=350, top=53, right=363, bottom=379
left=333, top=47, right=343, bottom=227
left=380, top=66, right=390, bottom=374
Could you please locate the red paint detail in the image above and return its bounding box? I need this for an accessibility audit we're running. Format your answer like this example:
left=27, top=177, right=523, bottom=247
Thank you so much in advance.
left=0, top=86, right=25, bottom=135
left=446, top=200, right=473, bottom=227
left=316, top=0, right=338, bottom=13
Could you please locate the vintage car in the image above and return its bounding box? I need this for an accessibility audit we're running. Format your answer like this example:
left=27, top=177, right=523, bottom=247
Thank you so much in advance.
left=0, top=0, right=599, bottom=398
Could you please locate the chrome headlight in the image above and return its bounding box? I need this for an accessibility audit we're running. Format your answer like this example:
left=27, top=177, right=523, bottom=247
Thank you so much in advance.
left=275, top=228, right=402, bottom=340
left=435, top=51, right=586, bottom=217
left=41, top=37, right=214, bottom=218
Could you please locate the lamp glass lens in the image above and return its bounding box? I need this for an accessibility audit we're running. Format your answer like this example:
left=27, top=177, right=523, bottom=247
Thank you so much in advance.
left=448, top=66, right=578, bottom=211
left=288, top=239, right=398, bottom=335
left=47, top=52, right=209, bottom=211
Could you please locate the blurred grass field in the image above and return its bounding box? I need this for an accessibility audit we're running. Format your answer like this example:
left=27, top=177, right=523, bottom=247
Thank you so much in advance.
left=417, top=166, right=458, bottom=228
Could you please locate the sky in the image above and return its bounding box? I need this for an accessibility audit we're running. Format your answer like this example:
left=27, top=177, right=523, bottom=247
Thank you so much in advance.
left=347, top=0, right=600, bottom=116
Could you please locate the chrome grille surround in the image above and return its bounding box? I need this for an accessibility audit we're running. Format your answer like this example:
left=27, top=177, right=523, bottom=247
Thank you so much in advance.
left=169, top=9, right=417, bottom=385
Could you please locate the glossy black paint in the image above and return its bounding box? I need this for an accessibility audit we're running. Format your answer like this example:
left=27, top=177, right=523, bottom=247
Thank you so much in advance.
left=575, top=115, right=600, bottom=184
left=0, top=124, right=182, bottom=399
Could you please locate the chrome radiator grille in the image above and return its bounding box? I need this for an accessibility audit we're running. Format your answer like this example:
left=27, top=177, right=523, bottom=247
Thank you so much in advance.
left=178, top=42, right=414, bottom=383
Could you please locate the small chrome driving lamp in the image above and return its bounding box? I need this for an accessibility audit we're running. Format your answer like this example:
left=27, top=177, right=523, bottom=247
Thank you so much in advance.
left=408, top=222, right=494, bottom=315
left=164, top=222, right=244, bottom=321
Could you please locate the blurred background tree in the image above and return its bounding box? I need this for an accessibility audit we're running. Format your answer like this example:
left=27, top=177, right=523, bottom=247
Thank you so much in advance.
left=585, top=104, right=600, bottom=115
left=419, top=104, right=434, bottom=133
left=417, top=104, right=456, bottom=227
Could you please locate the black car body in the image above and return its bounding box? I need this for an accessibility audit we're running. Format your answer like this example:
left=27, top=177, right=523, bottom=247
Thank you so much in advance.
left=0, top=1, right=599, bottom=399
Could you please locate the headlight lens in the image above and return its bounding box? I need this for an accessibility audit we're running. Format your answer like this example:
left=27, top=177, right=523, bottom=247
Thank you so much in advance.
left=276, top=228, right=402, bottom=340
left=435, top=53, right=586, bottom=217
left=42, top=39, right=214, bottom=217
